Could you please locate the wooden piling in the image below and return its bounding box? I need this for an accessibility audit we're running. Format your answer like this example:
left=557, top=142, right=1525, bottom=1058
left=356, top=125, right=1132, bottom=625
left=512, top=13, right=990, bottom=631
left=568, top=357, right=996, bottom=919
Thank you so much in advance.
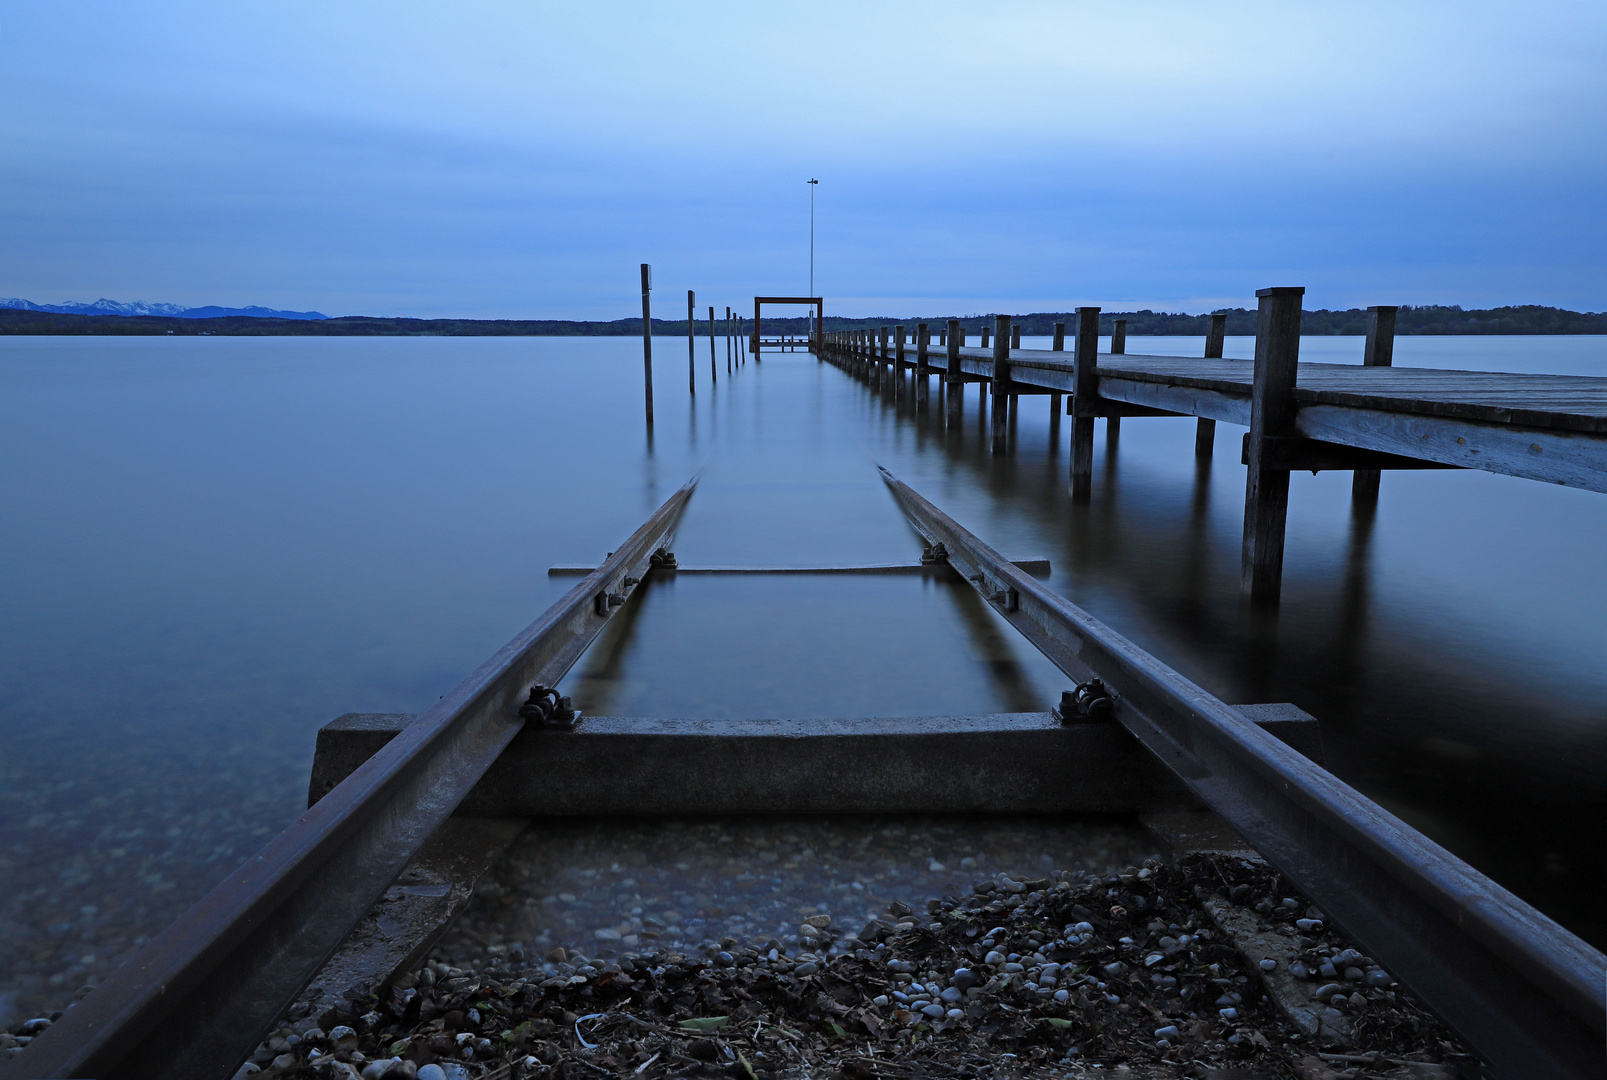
left=1352, top=305, right=1399, bottom=502
left=708, top=306, right=717, bottom=384
left=687, top=290, right=697, bottom=393
left=915, top=322, right=930, bottom=411
left=726, top=307, right=733, bottom=373
left=641, top=264, right=655, bottom=426
left=992, top=314, right=1011, bottom=455
left=945, top=319, right=964, bottom=427
left=895, top=324, right=907, bottom=399
left=939, top=327, right=947, bottom=346
left=1111, top=318, right=1126, bottom=355
left=1241, top=287, right=1305, bottom=606
left=981, top=323, right=991, bottom=349
left=1196, top=312, right=1227, bottom=457
left=1050, top=321, right=1066, bottom=419
left=1070, top=307, right=1100, bottom=500
left=1011, top=323, right=1021, bottom=350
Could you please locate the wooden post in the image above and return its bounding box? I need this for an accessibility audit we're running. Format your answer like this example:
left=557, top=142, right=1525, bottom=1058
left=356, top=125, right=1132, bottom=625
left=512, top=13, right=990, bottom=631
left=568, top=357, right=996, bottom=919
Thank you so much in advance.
left=895, top=324, right=906, bottom=399
left=881, top=325, right=891, bottom=391
left=945, top=319, right=963, bottom=426
left=1070, top=307, right=1100, bottom=500
left=939, top=326, right=946, bottom=346
left=1196, top=311, right=1226, bottom=457
left=1352, top=305, right=1398, bottom=502
left=1011, top=323, right=1021, bottom=349
left=640, top=264, right=655, bottom=426
left=708, top=306, right=717, bottom=384
left=1111, top=318, right=1126, bottom=355
left=915, top=322, right=930, bottom=412
left=991, top=314, right=1011, bottom=455
left=753, top=298, right=761, bottom=360
left=980, top=323, right=991, bottom=349
left=1241, top=287, right=1305, bottom=606
left=1050, top=319, right=1065, bottom=428
left=686, top=290, right=697, bottom=393
left=725, top=307, right=733, bottom=373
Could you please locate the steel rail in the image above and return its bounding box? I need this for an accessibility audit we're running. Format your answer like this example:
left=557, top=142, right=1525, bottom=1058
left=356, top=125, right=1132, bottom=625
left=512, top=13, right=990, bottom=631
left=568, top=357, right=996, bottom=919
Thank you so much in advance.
left=5, top=477, right=699, bottom=1080
left=878, top=466, right=1605, bottom=1080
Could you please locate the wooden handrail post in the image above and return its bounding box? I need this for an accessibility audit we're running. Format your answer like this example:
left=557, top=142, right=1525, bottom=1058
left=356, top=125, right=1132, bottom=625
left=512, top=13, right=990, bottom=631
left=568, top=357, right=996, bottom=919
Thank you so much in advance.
left=1196, top=311, right=1227, bottom=457
left=915, top=322, right=930, bottom=412
left=1070, top=307, right=1100, bottom=499
left=641, top=264, right=655, bottom=427
left=1353, top=305, right=1399, bottom=503
left=980, top=323, right=991, bottom=349
left=1241, top=286, right=1305, bottom=606
left=992, top=314, right=1012, bottom=455
left=1010, top=322, right=1021, bottom=350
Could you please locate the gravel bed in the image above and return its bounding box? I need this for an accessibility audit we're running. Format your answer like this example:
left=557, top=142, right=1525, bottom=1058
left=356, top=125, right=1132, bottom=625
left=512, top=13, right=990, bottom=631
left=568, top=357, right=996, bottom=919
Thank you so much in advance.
left=218, top=849, right=1482, bottom=1080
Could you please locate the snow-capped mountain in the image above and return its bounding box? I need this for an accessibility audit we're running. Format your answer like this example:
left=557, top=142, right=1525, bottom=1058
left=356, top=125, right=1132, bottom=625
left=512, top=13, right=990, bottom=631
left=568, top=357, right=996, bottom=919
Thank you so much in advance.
left=0, top=297, right=328, bottom=320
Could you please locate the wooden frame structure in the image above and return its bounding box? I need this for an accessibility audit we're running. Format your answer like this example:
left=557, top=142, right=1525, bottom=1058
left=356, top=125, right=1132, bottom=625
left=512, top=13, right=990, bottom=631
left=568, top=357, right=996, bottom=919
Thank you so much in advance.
left=752, top=295, right=823, bottom=356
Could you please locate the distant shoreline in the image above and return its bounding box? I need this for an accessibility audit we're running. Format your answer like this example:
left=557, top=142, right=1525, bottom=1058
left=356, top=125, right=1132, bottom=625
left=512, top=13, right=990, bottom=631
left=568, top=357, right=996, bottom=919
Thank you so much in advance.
left=3, top=305, right=1604, bottom=337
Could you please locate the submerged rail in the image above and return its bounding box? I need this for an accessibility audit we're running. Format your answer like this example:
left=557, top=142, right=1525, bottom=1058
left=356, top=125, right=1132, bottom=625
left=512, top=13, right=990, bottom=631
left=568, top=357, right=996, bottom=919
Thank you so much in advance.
left=878, top=466, right=1606, bottom=1080
left=4, top=478, right=699, bottom=1080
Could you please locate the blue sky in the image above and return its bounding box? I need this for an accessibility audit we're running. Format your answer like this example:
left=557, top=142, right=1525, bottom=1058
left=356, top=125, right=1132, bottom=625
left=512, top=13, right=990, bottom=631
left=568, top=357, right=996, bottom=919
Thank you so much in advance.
left=2, top=1, right=1604, bottom=318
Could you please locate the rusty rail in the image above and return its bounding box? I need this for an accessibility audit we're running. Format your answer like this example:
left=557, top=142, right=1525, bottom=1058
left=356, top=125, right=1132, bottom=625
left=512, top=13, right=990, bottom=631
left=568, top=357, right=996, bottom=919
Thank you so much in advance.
left=5, top=477, right=698, bottom=1080
left=878, top=465, right=1605, bottom=1080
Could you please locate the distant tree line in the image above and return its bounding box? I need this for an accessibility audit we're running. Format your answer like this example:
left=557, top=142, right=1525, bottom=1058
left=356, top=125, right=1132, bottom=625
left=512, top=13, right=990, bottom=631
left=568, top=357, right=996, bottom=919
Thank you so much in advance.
left=3, top=303, right=1604, bottom=338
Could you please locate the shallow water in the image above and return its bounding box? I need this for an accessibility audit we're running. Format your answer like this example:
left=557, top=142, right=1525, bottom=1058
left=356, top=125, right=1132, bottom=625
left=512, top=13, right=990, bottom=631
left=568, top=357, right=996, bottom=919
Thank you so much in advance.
left=1, top=333, right=1603, bottom=1024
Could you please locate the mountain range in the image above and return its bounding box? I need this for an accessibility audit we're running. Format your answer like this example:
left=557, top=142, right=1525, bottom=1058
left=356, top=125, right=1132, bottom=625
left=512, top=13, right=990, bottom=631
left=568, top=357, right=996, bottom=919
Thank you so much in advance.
left=0, top=297, right=328, bottom=320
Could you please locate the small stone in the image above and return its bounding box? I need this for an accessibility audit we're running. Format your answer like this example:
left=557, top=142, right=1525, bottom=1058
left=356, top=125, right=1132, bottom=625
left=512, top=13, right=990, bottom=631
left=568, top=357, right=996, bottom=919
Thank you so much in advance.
left=928, top=860, right=945, bottom=872
left=1296, top=918, right=1324, bottom=932
left=715, top=951, right=734, bottom=967
left=547, top=946, right=567, bottom=962
left=950, top=967, right=977, bottom=990
left=921, top=1003, right=946, bottom=1019
left=794, top=961, right=818, bottom=976
left=1259, top=958, right=1278, bottom=971
left=1054, top=989, right=1070, bottom=1002
left=1003, top=962, right=1024, bottom=973
left=1345, top=965, right=1366, bottom=982
left=1154, top=1025, right=1180, bottom=1040
left=329, top=1025, right=357, bottom=1043
left=940, top=986, right=963, bottom=1003
left=1365, top=968, right=1393, bottom=987
left=594, top=928, right=622, bottom=942
left=275, top=1054, right=300, bottom=1070
left=946, top=1008, right=964, bottom=1020
left=1219, top=1007, right=1238, bottom=1020
left=19, top=1020, right=51, bottom=1035
left=802, top=914, right=832, bottom=929
left=231, top=1066, right=261, bottom=1079
left=985, top=951, right=1006, bottom=966
left=417, top=1067, right=447, bottom=1080
left=1314, top=982, right=1344, bottom=1000
left=873, top=995, right=889, bottom=1006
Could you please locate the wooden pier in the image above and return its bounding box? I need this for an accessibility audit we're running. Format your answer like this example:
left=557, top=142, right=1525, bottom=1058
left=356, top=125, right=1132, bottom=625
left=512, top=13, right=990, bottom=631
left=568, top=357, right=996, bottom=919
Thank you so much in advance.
left=819, top=292, right=1607, bottom=605
left=10, top=310, right=1607, bottom=1079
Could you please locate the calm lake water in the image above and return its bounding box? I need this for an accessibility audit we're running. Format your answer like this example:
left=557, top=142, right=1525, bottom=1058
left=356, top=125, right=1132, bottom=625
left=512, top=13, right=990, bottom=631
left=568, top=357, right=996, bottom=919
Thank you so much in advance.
left=1, top=333, right=1604, bottom=1024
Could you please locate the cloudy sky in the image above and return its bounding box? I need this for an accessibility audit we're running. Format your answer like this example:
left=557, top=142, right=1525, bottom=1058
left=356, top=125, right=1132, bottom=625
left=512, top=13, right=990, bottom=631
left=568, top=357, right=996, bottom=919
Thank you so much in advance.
left=2, top=1, right=1603, bottom=318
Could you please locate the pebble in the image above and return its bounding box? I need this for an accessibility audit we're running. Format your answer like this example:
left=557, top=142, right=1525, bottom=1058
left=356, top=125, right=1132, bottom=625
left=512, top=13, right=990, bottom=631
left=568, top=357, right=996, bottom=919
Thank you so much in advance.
left=985, top=951, right=1006, bottom=965
left=1365, top=968, right=1393, bottom=987
left=1259, top=958, right=1278, bottom=971
left=950, top=967, right=977, bottom=990
left=921, top=1003, right=946, bottom=1019
left=793, top=961, right=818, bottom=976
left=1054, top=988, right=1070, bottom=1002
left=1314, top=982, right=1344, bottom=1001
left=1219, top=1007, right=1238, bottom=1020
left=1154, top=1025, right=1180, bottom=1040
left=1296, top=918, right=1324, bottom=932
left=416, top=1067, right=446, bottom=1080
left=940, top=986, right=963, bottom=1003
left=231, top=1066, right=261, bottom=1079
